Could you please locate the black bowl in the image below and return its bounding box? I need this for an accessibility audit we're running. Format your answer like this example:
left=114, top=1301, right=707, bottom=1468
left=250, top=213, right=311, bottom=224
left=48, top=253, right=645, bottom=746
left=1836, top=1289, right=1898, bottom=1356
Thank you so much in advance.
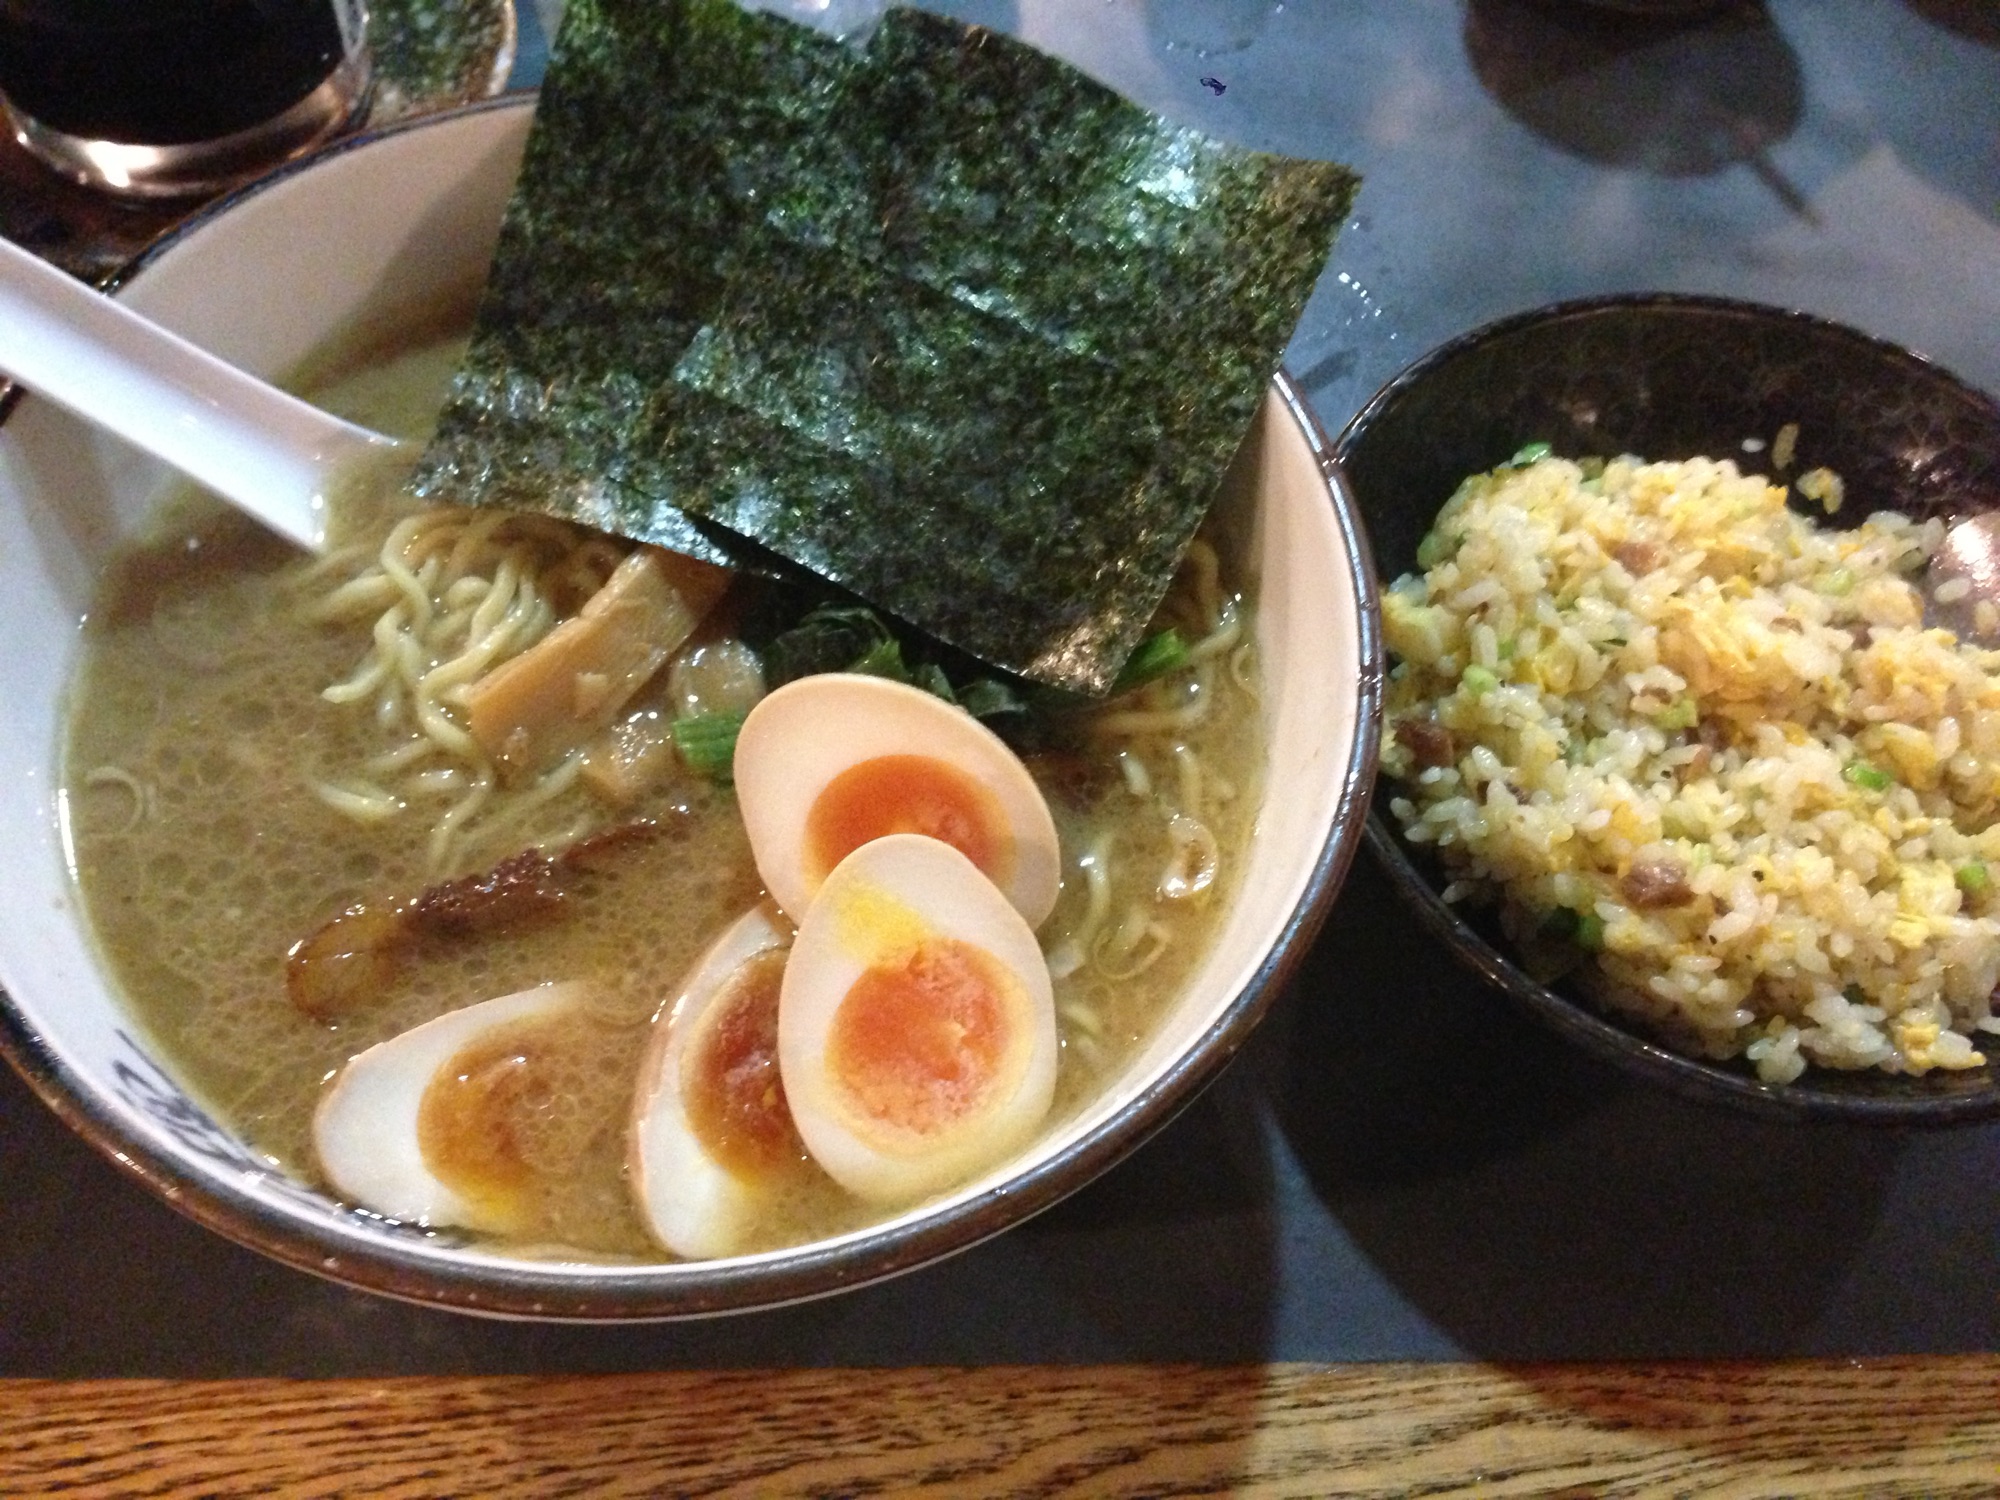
left=1334, top=293, right=2000, bottom=1124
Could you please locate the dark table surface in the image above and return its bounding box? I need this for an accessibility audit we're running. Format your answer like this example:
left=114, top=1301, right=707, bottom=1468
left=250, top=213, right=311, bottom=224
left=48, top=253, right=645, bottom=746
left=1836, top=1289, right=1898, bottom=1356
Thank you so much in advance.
left=5, top=0, right=1999, bottom=1378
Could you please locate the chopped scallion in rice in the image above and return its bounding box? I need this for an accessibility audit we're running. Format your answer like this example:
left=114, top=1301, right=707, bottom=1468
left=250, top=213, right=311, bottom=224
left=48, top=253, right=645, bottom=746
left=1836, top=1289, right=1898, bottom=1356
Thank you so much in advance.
left=1383, top=453, right=2000, bottom=1083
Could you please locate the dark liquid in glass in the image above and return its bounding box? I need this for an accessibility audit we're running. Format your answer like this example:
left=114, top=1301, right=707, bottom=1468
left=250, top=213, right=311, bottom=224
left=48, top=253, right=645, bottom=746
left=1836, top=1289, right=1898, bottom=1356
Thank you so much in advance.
left=0, top=0, right=351, bottom=146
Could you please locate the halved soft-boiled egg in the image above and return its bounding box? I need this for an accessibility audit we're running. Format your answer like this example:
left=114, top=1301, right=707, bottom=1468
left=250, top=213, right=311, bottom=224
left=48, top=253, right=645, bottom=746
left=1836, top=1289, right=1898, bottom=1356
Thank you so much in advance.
left=733, top=674, right=1060, bottom=928
left=628, top=899, right=820, bottom=1259
left=779, top=834, right=1057, bottom=1204
left=313, top=980, right=597, bottom=1237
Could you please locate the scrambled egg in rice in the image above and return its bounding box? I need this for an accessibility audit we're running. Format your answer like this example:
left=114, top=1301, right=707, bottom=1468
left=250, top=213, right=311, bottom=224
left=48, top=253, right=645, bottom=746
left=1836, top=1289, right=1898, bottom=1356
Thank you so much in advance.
left=1382, top=450, right=2000, bottom=1083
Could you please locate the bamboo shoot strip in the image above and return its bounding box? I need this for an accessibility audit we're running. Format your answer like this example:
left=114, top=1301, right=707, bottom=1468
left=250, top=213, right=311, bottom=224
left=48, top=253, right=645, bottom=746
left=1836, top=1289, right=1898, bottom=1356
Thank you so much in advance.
left=414, top=0, right=1358, bottom=693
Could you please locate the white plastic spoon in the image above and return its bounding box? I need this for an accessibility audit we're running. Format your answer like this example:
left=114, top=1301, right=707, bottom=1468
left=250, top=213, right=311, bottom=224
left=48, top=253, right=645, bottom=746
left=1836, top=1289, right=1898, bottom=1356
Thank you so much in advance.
left=0, top=234, right=413, bottom=551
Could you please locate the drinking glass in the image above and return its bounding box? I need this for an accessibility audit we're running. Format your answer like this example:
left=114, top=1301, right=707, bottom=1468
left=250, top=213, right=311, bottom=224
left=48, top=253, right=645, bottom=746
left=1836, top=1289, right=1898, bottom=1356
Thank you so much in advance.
left=0, top=0, right=372, bottom=198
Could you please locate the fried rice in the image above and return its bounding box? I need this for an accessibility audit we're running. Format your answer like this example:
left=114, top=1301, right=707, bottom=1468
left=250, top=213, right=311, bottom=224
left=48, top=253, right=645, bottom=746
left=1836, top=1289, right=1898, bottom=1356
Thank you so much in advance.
left=1381, top=450, right=2000, bottom=1083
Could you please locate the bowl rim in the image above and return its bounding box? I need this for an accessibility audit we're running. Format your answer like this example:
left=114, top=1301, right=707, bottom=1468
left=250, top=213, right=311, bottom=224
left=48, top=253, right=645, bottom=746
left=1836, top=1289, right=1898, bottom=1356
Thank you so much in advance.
left=0, top=95, right=1386, bottom=1317
left=1339, top=290, right=2000, bottom=1127
left=1341, top=291, right=2000, bottom=461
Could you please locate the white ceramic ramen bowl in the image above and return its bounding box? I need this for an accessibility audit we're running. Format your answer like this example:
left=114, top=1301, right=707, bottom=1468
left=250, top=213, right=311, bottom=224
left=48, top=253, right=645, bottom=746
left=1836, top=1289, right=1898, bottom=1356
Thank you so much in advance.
left=0, top=96, right=1381, bottom=1319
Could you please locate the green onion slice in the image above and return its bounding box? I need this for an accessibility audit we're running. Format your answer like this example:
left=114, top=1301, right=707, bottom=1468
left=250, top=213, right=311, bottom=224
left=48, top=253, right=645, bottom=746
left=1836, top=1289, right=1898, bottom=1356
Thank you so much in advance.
left=1112, top=628, right=1190, bottom=693
left=1843, top=761, right=1893, bottom=793
left=672, top=710, right=748, bottom=781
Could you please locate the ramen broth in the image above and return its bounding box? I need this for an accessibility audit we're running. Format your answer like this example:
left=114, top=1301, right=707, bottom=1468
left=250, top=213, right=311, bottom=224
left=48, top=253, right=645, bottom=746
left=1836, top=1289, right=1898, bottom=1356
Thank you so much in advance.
left=61, top=337, right=1266, bottom=1260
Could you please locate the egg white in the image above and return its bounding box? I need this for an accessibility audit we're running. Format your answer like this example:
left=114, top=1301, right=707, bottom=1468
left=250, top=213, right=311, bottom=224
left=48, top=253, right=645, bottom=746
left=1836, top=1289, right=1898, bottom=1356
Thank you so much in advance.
left=779, top=834, right=1057, bottom=1205
left=628, top=899, right=801, bottom=1259
left=312, top=980, right=588, bottom=1233
left=733, top=673, right=1061, bottom=927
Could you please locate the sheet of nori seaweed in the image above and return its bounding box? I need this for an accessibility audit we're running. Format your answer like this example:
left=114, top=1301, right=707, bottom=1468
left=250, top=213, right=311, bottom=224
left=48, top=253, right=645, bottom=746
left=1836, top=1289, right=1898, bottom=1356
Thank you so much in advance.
left=413, top=0, right=1358, bottom=692
left=412, top=0, right=858, bottom=564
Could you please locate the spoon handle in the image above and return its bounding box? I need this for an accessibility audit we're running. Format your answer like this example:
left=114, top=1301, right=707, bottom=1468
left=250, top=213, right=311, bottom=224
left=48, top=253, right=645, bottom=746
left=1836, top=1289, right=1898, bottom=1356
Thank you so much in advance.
left=0, top=234, right=407, bottom=551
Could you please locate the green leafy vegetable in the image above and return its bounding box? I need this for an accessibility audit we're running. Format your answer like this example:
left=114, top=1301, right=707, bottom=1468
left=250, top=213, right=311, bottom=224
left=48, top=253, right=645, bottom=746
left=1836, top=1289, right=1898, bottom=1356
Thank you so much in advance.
left=912, top=662, right=956, bottom=702
left=849, top=635, right=911, bottom=683
left=1461, top=664, right=1499, bottom=695
left=760, top=602, right=1033, bottom=731
left=956, top=676, right=1027, bottom=723
left=1507, top=441, right=1553, bottom=466
left=763, top=605, right=897, bottom=687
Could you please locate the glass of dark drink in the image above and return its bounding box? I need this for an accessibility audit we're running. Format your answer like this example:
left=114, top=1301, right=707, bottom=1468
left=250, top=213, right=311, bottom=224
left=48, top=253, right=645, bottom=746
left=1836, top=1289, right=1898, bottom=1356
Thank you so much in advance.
left=0, top=0, right=372, bottom=198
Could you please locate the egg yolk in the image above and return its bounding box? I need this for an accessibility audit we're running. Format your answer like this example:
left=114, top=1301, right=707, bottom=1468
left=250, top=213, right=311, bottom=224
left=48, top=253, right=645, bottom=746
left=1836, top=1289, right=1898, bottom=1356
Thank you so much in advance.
left=417, top=1011, right=624, bottom=1236
left=681, top=949, right=806, bottom=1180
left=418, top=1020, right=558, bottom=1233
left=805, top=755, right=1010, bottom=891
left=826, top=936, right=1022, bottom=1140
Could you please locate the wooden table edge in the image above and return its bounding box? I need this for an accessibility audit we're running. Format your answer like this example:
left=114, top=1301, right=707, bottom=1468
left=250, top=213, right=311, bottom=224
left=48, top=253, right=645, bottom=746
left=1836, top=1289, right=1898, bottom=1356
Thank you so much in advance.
left=3, top=1354, right=1996, bottom=1495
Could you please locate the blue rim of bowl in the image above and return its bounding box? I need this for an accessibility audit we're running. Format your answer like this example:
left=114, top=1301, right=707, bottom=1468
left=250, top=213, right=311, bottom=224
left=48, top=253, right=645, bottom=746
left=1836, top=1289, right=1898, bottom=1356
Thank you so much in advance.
left=1341, top=291, right=2000, bottom=1128
left=0, top=97, right=1385, bottom=1317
